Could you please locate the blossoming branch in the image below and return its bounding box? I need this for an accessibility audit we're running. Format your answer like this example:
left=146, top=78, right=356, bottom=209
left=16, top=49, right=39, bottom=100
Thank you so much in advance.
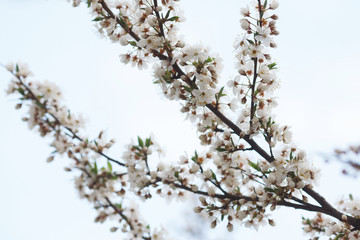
left=4, top=0, right=360, bottom=239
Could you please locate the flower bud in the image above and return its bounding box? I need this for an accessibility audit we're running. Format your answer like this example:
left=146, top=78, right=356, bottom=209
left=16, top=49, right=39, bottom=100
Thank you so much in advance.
left=271, top=30, right=280, bottom=36
left=119, top=37, right=128, bottom=46
left=190, top=164, right=200, bottom=173
left=204, top=169, right=213, bottom=179
left=190, top=184, right=198, bottom=192
left=270, top=42, right=277, bottom=48
left=227, top=222, right=234, bottom=232
left=199, top=196, right=207, bottom=206
left=211, top=220, right=217, bottom=228
left=240, top=6, right=250, bottom=17
left=239, top=69, right=246, bottom=76
left=268, top=219, right=276, bottom=226
left=6, top=62, right=14, bottom=72
left=269, top=20, right=277, bottom=27
left=270, top=204, right=276, bottom=211
left=241, top=97, right=247, bottom=104
left=270, top=1, right=279, bottom=9
left=271, top=14, right=279, bottom=20
left=193, top=206, right=203, bottom=213
left=46, top=156, right=54, bottom=163
left=208, top=187, right=216, bottom=197
left=145, top=7, right=152, bottom=14
left=176, top=41, right=185, bottom=48
left=240, top=19, right=250, bottom=30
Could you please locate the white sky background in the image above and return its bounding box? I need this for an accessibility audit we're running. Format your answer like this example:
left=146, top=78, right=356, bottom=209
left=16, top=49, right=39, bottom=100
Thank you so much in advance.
left=1, top=0, right=360, bottom=239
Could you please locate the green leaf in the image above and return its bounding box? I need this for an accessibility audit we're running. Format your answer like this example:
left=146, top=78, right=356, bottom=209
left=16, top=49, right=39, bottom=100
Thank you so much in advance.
left=267, top=62, right=277, bottom=70
left=168, top=16, right=179, bottom=21
left=17, top=88, right=25, bottom=95
left=191, top=151, right=198, bottom=163
left=334, top=233, right=345, bottom=240
left=218, top=86, right=226, bottom=97
left=350, top=193, right=354, bottom=200
left=138, top=136, right=144, bottom=147
left=210, top=169, right=217, bottom=180
left=215, top=86, right=226, bottom=106
left=183, top=85, right=192, bottom=93
left=118, top=17, right=129, bottom=29
left=263, top=0, right=268, bottom=9
left=15, top=64, right=19, bottom=72
left=128, top=41, right=137, bottom=47
left=247, top=39, right=254, bottom=45
left=91, top=161, right=98, bottom=174
left=145, top=137, right=151, bottom=147
left=67, top=109, right=71, bottom=119
left=107, top=161, right=112, bottom=172
left=248, top=160, right=261, bottom=172
left=264, top=187, right=276, bottom=193
left=133, top=145, right=141, bottom=151
left=162, top=70, right=172, bottom=83
left=216, top=147, right=227, bottom=152
left=266, top=117, right=272, bottom=128
left=205, top=57, right=213, bottom=64
left=94, top=162, right=98, bottom=173
left=92, top=17, right=104, bottom=22
left=174, top=171, right=179, bottom=179
left=35, top=101, right=45, bottom=109
left=165, top=9, right=171, bottom=19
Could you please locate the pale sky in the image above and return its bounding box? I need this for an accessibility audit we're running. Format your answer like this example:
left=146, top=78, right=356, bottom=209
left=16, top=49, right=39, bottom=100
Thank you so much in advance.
left=1, top=0, right=360, bottom=240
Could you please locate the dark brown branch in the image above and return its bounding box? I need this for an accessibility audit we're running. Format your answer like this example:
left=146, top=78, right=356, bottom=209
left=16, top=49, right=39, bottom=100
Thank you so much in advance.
left=160, top=178, right=254, bottom=202
left=105, top=197, right=153, bottom=240
left=64, top=126, right=126, bottom=167
left=278, top=200, right=325, bottom=213
left=93, top=0, right=360, bottom=231
left=153, top=0, right=165, bottom=38
left=302, top=187, right=360, bottom=230
left=206, top=104, right=274, bottom=163
left=257, top=0, right=263, bottom=27
left=250, top=58, right=258, bottom=125
left=105, top=197, right=134, bottom=230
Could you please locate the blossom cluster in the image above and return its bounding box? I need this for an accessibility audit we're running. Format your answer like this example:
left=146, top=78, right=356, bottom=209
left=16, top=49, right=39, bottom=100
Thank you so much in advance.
left=5, top=62, right=171, bottom=239
left=302, top=195, right=360, bottom=240
left=4, top=0, right=360, bottom=239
